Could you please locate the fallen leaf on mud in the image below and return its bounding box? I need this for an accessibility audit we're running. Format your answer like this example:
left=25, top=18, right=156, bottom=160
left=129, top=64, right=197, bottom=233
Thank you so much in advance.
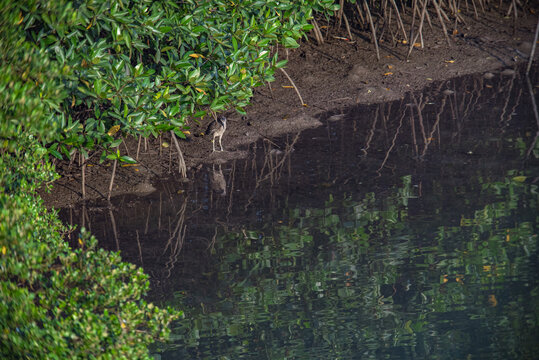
left=413, top=42, right=421, bottom=47
left=161, top=141, right=169, bottom=148
left=387, top=65, right=393, bottom=69
left=121, top=163, right=139, bottom=167
left=445, top=60, right=456, bottom=63
left=426, top=78, right=433, bottom=81
left=281, top=85, right=294, bottom=88
left=183, top=131, right=191, bottom=135
left=383, top=72, right=393, bottom=76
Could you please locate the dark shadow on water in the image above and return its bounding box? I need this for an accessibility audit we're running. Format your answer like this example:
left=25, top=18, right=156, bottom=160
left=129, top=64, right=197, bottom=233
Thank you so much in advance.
left=59, top=64, right=539, bottom=360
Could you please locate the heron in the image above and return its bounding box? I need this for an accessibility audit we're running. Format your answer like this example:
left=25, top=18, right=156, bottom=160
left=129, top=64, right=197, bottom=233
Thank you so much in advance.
left=205, top=115, right=227, bottom=152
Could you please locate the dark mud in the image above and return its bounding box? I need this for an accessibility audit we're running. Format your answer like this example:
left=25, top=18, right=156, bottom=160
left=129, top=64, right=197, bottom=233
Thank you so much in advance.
left=40, top=9, right=538, bottom=208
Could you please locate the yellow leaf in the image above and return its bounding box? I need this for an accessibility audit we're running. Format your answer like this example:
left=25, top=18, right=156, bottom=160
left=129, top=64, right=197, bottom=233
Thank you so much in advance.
left=86, top=21, right=93, bottom=30
left=512, top=176, right=527, bottom=182
left=78, top=238, right=83, bottom=246
left=107, top=125, right=120, bottom=136
left=71, top=96, right=76, bottom=108
left=387, top=65, right=393, bottom=69
left=189, top=53, right=204, bottom=58
left=445, top=60, right=455, bottom=63
left=183, top=131, right=191, bottom=135
left=488, top=294, right=498, bottom=307
left=402, top=40, right=408, bottom=44
left=281, top=85, right=294, bottom=88
left=383, top=72, right=393, bottom=76
left=121, top=163, right=139, bottom=167
left=81, top=79, right=90, bottom=87
left=161, top=141, right=169, bottom=148
left=404, top=320, right=413, bottom=334
left=413, top=42, right=421, bottom=47
left=195, top=87, right=206, bottom=94
left=160, top=109, right=168, bottom=118
left=17, top=12, right=23, bottom=25
left=483, top=265, right=491, bottom=272
left=442, top=275, right=448, bottom=283
left=456, top=274, right=464, bottom=283
left=121, top=322, right=126, bottom=329
left=1, top=246, right=6, bottom=255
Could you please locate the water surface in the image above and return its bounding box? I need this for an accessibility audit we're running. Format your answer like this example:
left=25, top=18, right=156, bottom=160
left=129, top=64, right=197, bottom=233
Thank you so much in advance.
left=61, top=65, right=539, bottom=359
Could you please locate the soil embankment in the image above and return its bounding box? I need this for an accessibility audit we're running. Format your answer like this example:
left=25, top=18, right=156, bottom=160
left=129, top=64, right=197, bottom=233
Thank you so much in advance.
left=41, top=9, right=538, bottom=209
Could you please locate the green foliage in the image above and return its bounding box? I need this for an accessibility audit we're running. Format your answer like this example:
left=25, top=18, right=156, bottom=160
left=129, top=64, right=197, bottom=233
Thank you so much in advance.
left=0, top=1, right=180, bottom=357
left=11, top=0, right=340, bottom=162
left=0, top=0, right=68, bottom=151
left=0, top=191, right=180, bottom=359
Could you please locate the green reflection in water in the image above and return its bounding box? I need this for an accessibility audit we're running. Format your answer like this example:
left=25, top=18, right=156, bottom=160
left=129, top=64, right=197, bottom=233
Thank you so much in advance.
left=159, top=170, right=538, bottom=360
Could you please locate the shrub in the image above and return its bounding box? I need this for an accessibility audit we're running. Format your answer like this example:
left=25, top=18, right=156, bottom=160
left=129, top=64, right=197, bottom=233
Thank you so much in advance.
left=1, top=1, right=180, bottom=357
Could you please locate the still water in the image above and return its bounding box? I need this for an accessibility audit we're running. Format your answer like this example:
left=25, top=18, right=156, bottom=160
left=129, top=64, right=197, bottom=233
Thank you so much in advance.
left=61, top=65, right=539, bottom=359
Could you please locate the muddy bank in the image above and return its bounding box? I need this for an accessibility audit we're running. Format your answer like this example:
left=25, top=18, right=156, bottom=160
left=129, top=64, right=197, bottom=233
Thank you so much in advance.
left=40, top=9, right=538, bottom=209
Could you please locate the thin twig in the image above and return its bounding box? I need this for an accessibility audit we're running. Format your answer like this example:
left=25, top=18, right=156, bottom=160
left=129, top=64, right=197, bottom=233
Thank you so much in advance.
left=525, top=15, right=539, bottom=75
left=170, top=130, right=187, bottom=178
left=279, top=68, right=306, bottom=107
left=107, top=159, right=117, bottom=201
left=312, top=18, right=324, bottom=45
left=136, top=135, right=142, bottom=161
left=364, top=0, right=381, bottom=61
left=432, top=0, right=452, bottom=46
left=81, top=161, right=86, bottom=200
